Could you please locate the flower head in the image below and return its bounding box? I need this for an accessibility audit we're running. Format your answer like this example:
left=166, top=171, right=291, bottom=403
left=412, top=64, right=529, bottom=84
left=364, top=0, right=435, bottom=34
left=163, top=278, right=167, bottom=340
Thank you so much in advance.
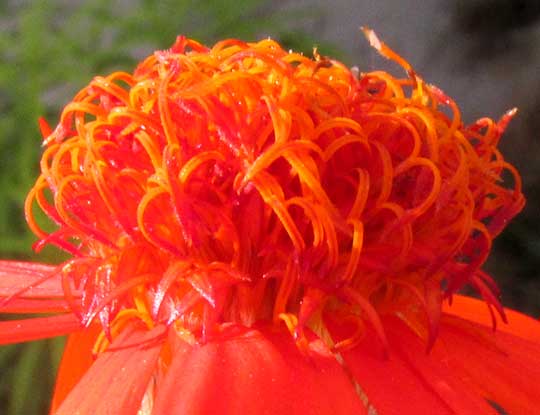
left=1, top=30, right=539, bottom=414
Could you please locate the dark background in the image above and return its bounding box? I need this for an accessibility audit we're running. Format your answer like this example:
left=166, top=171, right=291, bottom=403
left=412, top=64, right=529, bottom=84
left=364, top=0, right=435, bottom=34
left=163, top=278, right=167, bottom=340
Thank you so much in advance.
left=0, top=1, right=538, bottom=413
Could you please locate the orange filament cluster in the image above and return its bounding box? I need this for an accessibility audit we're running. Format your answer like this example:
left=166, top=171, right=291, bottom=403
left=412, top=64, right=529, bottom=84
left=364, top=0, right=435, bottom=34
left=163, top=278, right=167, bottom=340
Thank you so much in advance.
left=25, top=31, right=524, bottom=347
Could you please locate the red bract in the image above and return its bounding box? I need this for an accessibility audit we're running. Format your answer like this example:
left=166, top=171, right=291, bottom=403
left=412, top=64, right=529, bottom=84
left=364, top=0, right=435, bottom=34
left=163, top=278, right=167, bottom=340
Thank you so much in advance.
left=1, top=30, right=538, bottom=414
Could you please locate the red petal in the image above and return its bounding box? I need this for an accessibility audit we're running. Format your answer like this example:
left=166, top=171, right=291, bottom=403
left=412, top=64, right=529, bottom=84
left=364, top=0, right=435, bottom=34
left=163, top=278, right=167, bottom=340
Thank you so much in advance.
left=153, top=325, right=367, bottom=415
left=0, top=298, right=72, bottom=314
left=385, top=317, right=498, bottom=414
left=50, top=324, right=101, bottom=413
left=435, top=314, right=540, bottom=415
left=443, top=294, right=540, bottom=342
left=334, top=316, right=497, bottom=415
left=0, top=314, right=80, bottom=345
left=55, top=323, right=166, bottom=415
left=0, top=260, right=65, bottom=298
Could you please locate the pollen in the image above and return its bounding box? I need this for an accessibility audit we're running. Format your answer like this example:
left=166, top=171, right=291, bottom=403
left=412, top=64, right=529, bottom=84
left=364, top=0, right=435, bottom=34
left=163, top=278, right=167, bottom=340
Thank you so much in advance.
left=25, top=33, right=524, bottom=349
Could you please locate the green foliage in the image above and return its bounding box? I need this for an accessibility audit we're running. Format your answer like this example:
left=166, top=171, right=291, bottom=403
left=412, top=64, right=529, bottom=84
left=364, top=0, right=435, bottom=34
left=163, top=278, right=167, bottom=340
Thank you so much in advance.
left=0, top=337, right=65, bottom=415
left=0, top=1, right=341, bottom=414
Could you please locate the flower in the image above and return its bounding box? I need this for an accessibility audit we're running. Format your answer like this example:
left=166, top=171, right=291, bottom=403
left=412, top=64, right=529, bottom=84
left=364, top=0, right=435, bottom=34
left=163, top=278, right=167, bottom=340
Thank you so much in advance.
left=1, top=29, right=539, bottom=414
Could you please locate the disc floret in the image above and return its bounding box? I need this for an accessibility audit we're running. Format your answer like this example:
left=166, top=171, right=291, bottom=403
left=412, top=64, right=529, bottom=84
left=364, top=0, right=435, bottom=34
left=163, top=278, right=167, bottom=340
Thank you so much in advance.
left=26, top=33, right=524, bottom=350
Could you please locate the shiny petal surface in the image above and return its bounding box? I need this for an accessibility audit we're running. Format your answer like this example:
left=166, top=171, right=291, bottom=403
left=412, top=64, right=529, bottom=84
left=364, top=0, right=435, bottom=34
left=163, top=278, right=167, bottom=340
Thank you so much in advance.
left=55, top=323, right=165, bottom=415
left=153, top=325, right=367, bottom=415
left=0, top=260, right=64, bottom=297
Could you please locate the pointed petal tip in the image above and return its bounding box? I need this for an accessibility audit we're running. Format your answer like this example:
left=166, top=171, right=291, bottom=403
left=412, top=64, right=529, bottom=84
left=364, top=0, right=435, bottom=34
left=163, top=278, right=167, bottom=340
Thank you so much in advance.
left=55, top=324, right=166, bottom=415
left=361, top=27, right=381, bottom=51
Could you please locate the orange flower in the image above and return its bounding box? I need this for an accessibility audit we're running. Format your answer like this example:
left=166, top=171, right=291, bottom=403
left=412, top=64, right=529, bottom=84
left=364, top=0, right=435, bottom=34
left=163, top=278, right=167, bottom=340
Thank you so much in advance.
left=1, top=29, right=539, bottom=414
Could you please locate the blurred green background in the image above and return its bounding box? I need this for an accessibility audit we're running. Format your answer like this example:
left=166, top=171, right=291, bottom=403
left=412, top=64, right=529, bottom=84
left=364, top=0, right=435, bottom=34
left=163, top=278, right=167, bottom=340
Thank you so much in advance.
left=0, top=1, right=538, bottom=413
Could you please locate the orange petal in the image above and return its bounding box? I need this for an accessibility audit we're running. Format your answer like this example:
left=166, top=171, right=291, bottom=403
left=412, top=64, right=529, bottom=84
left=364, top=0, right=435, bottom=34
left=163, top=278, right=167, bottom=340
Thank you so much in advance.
left=0, top=314, right=80, bottom=345
left=55, top=323, right=166, bottom=415
left=50, top=324, right=101, bottom=413
left=443, top=294, right=540, bottom=342
left=435, top=314, right=540, bottom=415
left=153, top=325, right=367, bottom=415
left=0, top=298, right=72, bottom=314
left=334, top=316, right=497, bottom=415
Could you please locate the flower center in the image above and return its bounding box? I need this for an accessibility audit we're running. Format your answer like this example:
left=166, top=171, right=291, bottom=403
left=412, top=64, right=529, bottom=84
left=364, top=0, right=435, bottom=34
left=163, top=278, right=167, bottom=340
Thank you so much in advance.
left=26, top=33, right=524, bottom=349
